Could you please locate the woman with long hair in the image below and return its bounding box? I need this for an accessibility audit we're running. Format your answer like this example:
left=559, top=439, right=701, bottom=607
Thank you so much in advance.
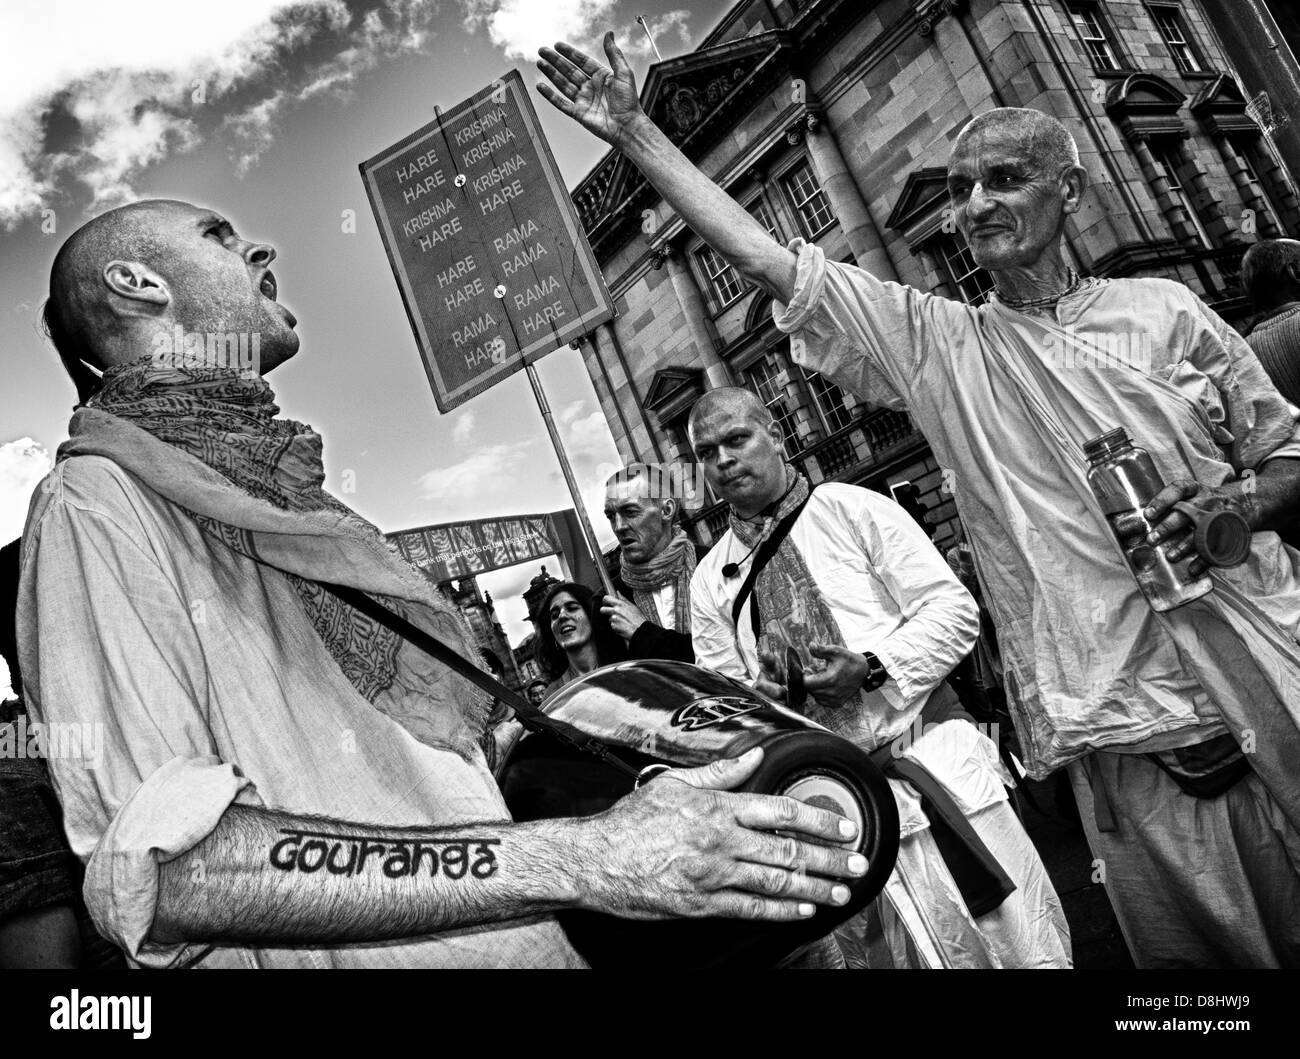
left=534, top=581, right=628, bottom=696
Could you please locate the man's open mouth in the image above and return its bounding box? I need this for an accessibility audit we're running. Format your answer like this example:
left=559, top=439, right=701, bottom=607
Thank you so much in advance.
left=260, top=272, right=278, bottom=300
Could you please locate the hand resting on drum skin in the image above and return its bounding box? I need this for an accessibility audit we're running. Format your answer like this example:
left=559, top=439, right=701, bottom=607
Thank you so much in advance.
left=572, top=746, right=866, bottom=921
left=149, top=748, right=865, bottom=951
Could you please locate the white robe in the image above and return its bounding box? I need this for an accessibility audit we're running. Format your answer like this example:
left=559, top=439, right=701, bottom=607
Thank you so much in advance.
left=690, top=483, right=1071, bottom=967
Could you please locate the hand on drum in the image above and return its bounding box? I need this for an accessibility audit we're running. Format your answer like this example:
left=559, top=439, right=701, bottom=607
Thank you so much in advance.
left=572, top=746, right=868, bottom=922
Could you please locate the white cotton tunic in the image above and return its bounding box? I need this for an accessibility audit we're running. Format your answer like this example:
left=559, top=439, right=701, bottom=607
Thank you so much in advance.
left=690, top=483, right=1070, bottom=966
left=17, top=455, right=585, bottom=969
left=692, top=483, right=980, bottom=749
left=773, top=239, right=1300, bottom=779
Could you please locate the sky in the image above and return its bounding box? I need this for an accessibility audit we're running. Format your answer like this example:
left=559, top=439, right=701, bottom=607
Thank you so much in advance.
left=0, top=0, right=714, bottom=695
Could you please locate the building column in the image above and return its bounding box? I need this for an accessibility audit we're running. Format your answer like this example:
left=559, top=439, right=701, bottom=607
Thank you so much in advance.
left=1215, top=134, right=1285, bottom=237
left=662, top=248, right=733, bottom=389
left=588, top=321, right=667, bottom=463
left=1175, top=139, right=1234, bottom=244
left=799, top=115, right=900, bottom=280
left=575, top=334, right=637, bottom=463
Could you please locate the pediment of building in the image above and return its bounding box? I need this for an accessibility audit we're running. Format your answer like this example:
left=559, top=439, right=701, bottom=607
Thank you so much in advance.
left=1190, top=74, right=1261, bottom=136
left=642, top=366, right=705, bottom=420
left=885, top=166, right=950, bottom=235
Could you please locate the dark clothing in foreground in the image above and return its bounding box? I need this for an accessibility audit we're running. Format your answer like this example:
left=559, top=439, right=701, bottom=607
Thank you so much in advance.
left=610, top=542, right=710, bottom=663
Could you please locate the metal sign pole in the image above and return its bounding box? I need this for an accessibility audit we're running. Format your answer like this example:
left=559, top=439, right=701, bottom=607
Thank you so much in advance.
left=525, top=361, right=616, bottom=596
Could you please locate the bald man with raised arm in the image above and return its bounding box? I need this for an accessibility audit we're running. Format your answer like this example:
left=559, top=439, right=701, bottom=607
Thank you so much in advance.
left=18, top=199, right=868, bottom=969
left=540, top=35, right=1300, bottom=967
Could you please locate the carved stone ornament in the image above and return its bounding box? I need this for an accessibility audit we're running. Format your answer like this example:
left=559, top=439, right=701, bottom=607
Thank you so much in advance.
left=916, top=0, right=967, bottom=37
left=660, top=67, right=749, bottom=136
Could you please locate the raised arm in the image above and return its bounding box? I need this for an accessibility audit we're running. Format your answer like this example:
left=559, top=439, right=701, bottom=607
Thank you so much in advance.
left=538, top=33, right=797, bottom=302
left=153, top=750, right=868, bottom=946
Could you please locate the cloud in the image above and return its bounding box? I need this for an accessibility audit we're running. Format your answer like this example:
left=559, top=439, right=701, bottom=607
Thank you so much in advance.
left=554, top=398, right=619, bottom=549
left=414, top=439, right=534, bottom=520
left=459, top=0, right=617, bottom=61
left=0, top=437, right=53, bottom=546
left=459, top=2, right=692, bottom=63
left=451, top=409, right=476, bottom=447
left=0, top=0, right=440, bottom=228
left=223, top=0, right=444, bottom=174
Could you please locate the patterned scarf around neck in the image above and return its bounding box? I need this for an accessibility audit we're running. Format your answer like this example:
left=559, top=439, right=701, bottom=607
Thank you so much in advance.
left=619, top=528, right=697, bottom=633
left=58, top=357, right=489, bottom=753
left=729, top=466, right=852, bottom=712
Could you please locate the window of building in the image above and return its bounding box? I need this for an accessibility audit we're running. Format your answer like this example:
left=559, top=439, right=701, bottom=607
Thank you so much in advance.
left=694, top=243, right=745, bottom=307
left=800, top=367, right=857, bottom=434
left=1150, top=5, right=1203, bottom=74
left=744, top=357, right=801, bottom=456
left=1153, top=144, right=1212, bottom=246
left=1064, top=2, right=1122, bottom=72
left=932, top=233, right=996, bottom=304
left=782, top=160, right=836, bottom=237
left=692, top=199, right=783, bottom=308
left=749, top=197, right=782, bottom=242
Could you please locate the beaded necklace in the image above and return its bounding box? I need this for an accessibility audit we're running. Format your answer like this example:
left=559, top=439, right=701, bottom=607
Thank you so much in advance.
left=994, top=267, right=1083, bottom=311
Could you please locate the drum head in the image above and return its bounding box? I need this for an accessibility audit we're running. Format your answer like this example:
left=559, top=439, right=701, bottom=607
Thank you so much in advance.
left=780, top=773, right=867, bottom=852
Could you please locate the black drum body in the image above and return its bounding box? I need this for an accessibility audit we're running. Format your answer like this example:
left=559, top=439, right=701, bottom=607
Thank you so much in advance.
left=498, top=659, right=900, bottom=969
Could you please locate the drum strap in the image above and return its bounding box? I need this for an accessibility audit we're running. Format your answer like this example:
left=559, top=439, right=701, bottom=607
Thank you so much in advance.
left=868, top=688, right=1018, bottom=918
left=315, top=580, right=641, bottom=778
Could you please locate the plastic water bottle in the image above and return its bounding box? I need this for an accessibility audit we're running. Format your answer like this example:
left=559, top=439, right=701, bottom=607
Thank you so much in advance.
left=1084, top=427, right=1213, bottom=611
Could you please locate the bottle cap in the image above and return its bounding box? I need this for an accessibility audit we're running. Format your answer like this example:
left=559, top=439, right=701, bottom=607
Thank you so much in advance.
left=1083, top=427, right=1132, bottom=462
left=1171, top=501, right=1251, bottom=567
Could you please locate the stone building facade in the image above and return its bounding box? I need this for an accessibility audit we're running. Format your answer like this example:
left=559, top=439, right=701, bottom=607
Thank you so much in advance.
left=440, top=575, right=523, bottom=688
left=567, top=0, right=1300, bottom=553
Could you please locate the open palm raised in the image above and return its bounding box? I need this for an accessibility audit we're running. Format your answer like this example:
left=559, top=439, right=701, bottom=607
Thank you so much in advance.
left=537, top=33, right=644, bottom=147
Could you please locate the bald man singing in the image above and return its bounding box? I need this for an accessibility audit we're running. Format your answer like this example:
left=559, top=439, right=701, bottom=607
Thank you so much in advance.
left=17, top=200, right=870, bottom=969
left=540, top=35, right=1300, bottom=967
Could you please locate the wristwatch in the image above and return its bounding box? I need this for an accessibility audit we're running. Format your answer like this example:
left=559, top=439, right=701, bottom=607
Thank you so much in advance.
left=860, top=651, right=890, bottom=692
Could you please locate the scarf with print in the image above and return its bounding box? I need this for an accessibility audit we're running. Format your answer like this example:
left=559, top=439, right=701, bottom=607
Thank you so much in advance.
left=619, top=528, right=697, bottom=633
left=728, top=466, right=850, bottom=706
left=57, top=357, right=490, bottom=754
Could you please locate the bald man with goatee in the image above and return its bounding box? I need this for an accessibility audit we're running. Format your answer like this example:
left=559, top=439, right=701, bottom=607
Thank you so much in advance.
left=541, top=34, right=1300, bottom=967
left=15, top=200, right=872, bottom=969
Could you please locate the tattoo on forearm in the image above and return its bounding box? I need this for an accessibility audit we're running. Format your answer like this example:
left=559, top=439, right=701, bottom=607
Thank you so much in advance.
left=269, top=829, right=500, bottom=880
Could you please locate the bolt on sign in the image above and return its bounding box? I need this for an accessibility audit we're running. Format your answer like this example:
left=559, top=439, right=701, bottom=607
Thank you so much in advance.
left=360, top=69, right=615, bottom=412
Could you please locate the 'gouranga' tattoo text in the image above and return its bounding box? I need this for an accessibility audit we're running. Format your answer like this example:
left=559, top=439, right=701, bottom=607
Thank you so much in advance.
left=269, top=829, right=500, bottom=879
